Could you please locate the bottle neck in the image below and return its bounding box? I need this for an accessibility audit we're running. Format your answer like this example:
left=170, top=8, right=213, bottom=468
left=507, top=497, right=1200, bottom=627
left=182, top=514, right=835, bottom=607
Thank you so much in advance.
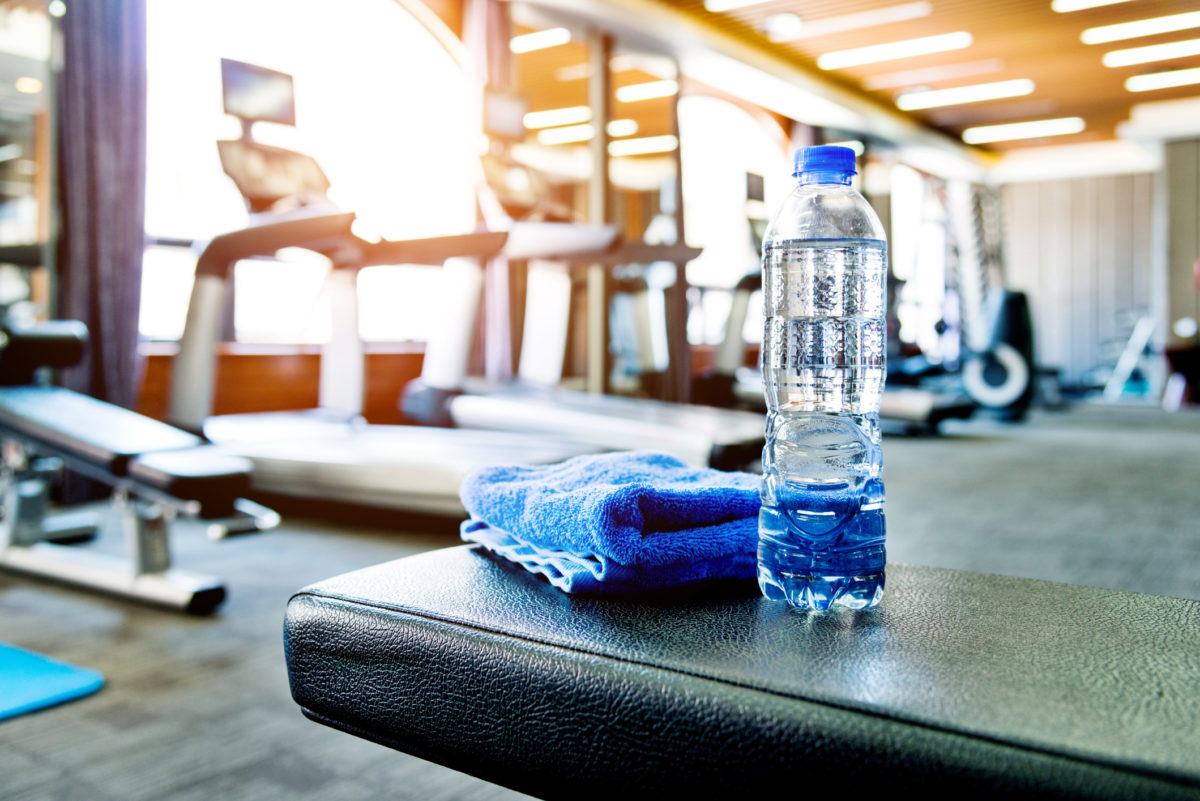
left=796, top=170, right=853, bottom=186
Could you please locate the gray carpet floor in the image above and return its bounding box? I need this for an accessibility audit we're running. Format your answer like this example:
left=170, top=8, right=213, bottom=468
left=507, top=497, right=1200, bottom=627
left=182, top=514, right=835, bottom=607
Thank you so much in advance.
left=1, top=402, right=1197, bottom=800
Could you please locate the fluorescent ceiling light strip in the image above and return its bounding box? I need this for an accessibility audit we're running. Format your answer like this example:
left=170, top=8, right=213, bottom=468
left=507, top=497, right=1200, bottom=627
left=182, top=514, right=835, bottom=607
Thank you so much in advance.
left=863, top=58, right=1005, bottom=90
left=818, top=32, right=973, bottom=70
left=704, top=0, right=771, bottom=12
left=607, top=119, right=639, bottom=137
left=616, top=79, right=679, bottom=102
left=1125, top=66, right=1200, bottom=92
left=555, top=54, right=642, bottom=82
left=523, top=106, right=591, bottom=129
left=897, top=78, right=1035, bottom=110
left=1103, top=38, right=1200, bottom=67
left=510, top=27, right=571, bottom=54
left=763, top=14, right=804, bottom=42
left=609, top=135, right=678, bottom=156
left=537, top=124, right=595, bottom=145
left=1052, top=0, right=1132, bottom=12
left=962, top=116, right=1085, bottom=144
left=772, top=2, right=933, bottom=42
left=535, top=120, right=640, bottom=145
left=1081, top=11, right=1200, bottom=45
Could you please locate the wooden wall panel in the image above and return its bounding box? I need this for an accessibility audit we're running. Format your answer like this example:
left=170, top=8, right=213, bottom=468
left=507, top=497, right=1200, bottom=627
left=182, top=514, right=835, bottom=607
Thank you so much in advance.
left=1165, top=140, right=1200, bottom=344
left=1131, top=174, right=1153, bottom=315
left=1001, top=172, right=1157, bottom=390
left=135, top=343, right=732, bottom=425
left=1095, top=175, right=1118, bottom=367
left=138, top=347, right=422, bottom=425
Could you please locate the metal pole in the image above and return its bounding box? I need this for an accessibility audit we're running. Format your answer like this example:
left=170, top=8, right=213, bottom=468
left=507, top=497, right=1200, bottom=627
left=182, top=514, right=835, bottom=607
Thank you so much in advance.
left=665, top=61, right=691, bottom=402
left=586, top=31, right=613, bottom=395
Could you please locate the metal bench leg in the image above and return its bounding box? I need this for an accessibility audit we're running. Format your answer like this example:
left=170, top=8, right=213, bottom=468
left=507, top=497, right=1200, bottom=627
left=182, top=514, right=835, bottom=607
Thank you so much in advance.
left=0, top=488, right=228, bottom=615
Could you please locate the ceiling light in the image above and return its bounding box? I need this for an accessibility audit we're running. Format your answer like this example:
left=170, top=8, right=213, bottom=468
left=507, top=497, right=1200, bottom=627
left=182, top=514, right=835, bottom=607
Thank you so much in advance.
left=897, top=79, right=1035, bottom=110
left=1081, top=11, right=1200, bottom=45
left=763, top=13, right=803, bottom=42
left=772, top=2, right=933, bottom=42
left=818, top=32, right=973, bottom=70
left=607, top=119, right=639, bottom=137
left=14, top=77, right=42, bottom=94
left=537, top=124, right=595, bottom=145
left=703, top=0, right=770, bottom=12
left=609, top=135, right=678, bottom=156
left=0, top=144, right=22, bottom=163
left=863, top=58, right=1004, bottom=90
left=554, top=54, right=644, bottom=82
left=509, top=27, right=571, bottom=54
left=1103, top=38, right=1200, bottom=67
left=48, top=0, right=65, bottom=17
left=523, top=106, right=591, bottom=129
left=825, top=140, right=865, bottom=156
left=1052, top=0, right=1132, bottom=11
left=534, top=120, right=640, bottom=145
left=616, top=79, right=679, bottom=102
left=1126, top=66, right=1200, bottom=92
left=962, top=116, right=1085, bottom=144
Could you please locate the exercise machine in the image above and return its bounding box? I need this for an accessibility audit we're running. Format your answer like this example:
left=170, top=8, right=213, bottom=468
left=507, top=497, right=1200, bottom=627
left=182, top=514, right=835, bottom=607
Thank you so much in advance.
left=403, top=88, right=767, bottom=470
left=947, top=180, right=1035, bottom=421
left=687, top=170, right=975, bottom=434
left=169, top=60, right=605, bottom=513
left=0, top=320, right=277, bottom=613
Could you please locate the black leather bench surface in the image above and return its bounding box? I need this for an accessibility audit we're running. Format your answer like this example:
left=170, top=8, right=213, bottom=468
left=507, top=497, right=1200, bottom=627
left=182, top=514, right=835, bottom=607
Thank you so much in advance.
left=284, top=546, right=1200, bottom=800
left=0, top=385, right=200, bottom=473
left=128, top=448, right=251, bottom=514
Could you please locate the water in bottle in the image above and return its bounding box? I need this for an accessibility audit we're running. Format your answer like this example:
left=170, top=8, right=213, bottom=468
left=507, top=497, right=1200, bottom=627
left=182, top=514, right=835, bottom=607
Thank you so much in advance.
left=758, top=145, right=888, bottom=611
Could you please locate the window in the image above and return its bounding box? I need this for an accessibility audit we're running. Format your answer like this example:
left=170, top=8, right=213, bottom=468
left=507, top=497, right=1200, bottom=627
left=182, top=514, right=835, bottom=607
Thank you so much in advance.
left=677, top=95, right=788, bottom=345
left=142, top=0, right=475, bottom=343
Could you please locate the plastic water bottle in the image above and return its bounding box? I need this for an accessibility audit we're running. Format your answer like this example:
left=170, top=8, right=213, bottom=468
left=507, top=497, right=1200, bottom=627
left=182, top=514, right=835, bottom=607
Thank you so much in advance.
left=758, top=145, right=887, bottom=611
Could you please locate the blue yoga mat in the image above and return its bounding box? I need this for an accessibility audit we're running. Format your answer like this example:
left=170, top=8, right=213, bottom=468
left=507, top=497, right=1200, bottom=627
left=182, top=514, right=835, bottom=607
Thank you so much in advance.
left=0, top=643, right=104, bottom=722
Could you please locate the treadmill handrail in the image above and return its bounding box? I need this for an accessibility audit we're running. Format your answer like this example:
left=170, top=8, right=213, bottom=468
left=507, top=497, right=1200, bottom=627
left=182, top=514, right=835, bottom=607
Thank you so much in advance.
left=555, top=241, right=702, bottom=267
left=172, top=216, right=511, bottom=430
left=196, top=214, right=510, bottom=279
left=195, top=212, right=358, bottom=279
left=365, top=231, right=508, bottom=267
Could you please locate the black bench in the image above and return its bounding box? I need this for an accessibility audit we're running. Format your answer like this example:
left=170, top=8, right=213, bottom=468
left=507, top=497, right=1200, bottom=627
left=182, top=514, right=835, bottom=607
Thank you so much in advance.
left=285, top=546, right=1200, bottom=800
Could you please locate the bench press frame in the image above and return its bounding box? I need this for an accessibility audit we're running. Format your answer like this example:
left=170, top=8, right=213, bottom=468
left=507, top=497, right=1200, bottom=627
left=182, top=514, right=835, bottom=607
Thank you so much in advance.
left=0, top=435, right=278, bottom=614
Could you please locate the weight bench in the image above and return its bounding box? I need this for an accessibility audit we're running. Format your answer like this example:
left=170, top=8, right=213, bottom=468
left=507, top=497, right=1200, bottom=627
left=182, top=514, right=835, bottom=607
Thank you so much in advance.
left=0, top=383, right=277, bottom=613
left=285, top=546, right=1200, bottom=800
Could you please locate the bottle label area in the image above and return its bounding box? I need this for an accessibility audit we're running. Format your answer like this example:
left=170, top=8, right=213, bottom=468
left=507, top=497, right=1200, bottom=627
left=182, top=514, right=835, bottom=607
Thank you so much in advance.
left=760, top=235, right=887, bottom=610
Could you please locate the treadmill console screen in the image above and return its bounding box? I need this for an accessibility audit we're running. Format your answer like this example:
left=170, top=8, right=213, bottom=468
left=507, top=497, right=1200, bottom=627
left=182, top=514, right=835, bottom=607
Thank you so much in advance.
left=746, top=172, right=765, bottom=203
left=222, top=58, right=296, bottom=126
left=483, top=87, right=528, bottom=142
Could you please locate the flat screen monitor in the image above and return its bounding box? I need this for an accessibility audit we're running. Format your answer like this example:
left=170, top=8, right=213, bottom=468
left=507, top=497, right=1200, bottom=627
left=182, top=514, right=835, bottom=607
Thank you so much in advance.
left=483, top=87, right=528, bottom=142
left=221, top=58, right=296, bottom=126
left=746, top=172, right=765, bottom=203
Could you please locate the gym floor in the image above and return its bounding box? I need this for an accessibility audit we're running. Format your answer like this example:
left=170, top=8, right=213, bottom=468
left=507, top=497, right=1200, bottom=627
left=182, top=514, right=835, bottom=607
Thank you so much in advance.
left=1, top=402, right=1197, bottom=801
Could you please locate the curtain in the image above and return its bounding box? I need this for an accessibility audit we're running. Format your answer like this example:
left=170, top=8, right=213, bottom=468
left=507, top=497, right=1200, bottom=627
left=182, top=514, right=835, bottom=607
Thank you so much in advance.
left=56, top=0, right=147, bottom=411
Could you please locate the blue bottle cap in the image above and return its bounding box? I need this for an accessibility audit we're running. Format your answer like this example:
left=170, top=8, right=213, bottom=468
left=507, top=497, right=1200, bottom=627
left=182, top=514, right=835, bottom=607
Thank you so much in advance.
left=792, top=145, right=857, bottom=180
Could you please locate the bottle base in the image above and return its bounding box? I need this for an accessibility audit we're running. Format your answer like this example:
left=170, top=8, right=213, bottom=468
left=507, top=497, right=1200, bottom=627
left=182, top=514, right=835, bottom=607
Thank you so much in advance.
left=758, top=567, right=884, bottom=611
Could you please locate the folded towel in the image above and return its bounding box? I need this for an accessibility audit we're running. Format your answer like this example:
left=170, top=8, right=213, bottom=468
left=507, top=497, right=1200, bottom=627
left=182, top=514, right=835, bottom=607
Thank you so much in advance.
left=459, top=450, right=761, bottom=593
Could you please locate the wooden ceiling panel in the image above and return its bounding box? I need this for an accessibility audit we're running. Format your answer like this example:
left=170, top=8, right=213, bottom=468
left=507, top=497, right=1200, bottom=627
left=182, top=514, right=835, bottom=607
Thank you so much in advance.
left=650, top=0, right=1200, bottom=151
left=513, top=29, right=677, bottom=146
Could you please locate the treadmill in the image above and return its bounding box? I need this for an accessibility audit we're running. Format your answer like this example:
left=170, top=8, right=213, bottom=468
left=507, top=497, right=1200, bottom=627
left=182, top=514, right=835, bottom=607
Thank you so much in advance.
left=691, top=171, right=974, bottom=434
left=167, top=61, right=600, bottom=513
left=402, top=89, right=767, bottom=471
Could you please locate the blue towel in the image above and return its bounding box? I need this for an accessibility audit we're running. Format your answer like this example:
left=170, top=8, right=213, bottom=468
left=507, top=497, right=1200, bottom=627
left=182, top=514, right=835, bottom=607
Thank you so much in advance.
left=459, top=451, right=761, bottom=593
